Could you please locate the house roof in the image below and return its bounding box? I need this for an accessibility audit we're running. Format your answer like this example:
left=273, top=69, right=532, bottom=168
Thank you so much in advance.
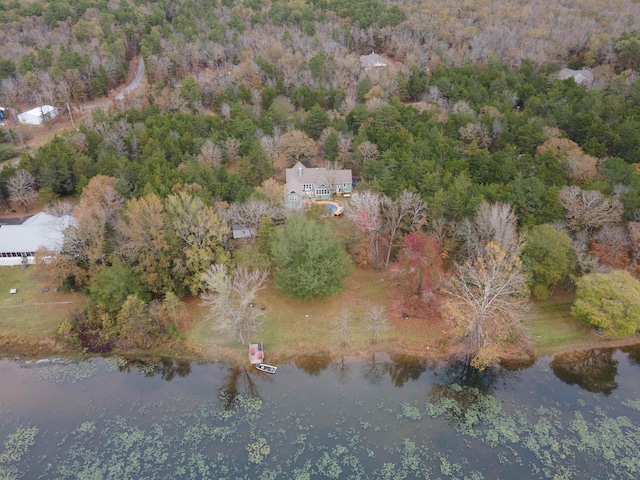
left=285, top=162, right=352, bottom=195
left=359, top=52, right=387, bottom=69
left=0, top=212, right=75, bottom=254
left=557, top=68, right=594, bottom=86
left=17, top=105, right=58, bottom=125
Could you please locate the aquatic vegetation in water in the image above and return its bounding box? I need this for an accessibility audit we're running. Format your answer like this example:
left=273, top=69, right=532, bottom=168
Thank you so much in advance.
left=5, top=355, right=640, bottom=479
left=246, top=437, right=270, bottom=464
left=400, top=402, right=421, bottom=421
left=424, top=383, right=640, bottom=478
left=25, top=358, right=99, bottom=384
left=0, top=426, right=38, bottom=480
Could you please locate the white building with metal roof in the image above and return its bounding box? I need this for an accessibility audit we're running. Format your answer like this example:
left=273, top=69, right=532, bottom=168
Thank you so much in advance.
left=0, top=212, right=75, bottom=266
left=17, top=105, right=58, bottom=125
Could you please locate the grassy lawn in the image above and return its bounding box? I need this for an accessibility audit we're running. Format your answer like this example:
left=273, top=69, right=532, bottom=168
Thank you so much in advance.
left=524, top=293, right=598, bottom=354
left=187, top=267, right=444, bottom=363
left=0, top=266, right=83, bottom=339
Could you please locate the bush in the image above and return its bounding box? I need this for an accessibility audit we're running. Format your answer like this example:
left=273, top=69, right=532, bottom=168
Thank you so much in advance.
left=0, top=144, right=18, bottom=162
left=572, top=270, right=640, bottom=336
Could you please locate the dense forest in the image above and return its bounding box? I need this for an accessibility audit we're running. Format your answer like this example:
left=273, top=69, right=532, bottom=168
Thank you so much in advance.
left=2, top=0, right=640, bottom=367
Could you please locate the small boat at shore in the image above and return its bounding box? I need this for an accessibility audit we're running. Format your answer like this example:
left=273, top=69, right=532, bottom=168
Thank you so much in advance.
left=255, top=363, right=277, bottom=374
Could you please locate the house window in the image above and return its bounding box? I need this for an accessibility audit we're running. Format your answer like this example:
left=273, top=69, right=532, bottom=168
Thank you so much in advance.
left=288, top=194, right=297, bottom=202
left=316, top=188, right=330, bottom=196
left=302, top=184, right=313, bottom=191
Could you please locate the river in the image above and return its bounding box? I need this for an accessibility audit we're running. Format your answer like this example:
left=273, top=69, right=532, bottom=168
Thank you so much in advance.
left=1, top=347, right=640, bottom=479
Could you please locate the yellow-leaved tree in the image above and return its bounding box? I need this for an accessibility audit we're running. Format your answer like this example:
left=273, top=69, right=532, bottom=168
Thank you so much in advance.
left=445, top=242, right=530, bottom=370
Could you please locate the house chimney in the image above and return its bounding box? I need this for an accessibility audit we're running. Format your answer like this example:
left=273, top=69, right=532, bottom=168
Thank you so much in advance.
left=298, top=166, right=303, bottom=177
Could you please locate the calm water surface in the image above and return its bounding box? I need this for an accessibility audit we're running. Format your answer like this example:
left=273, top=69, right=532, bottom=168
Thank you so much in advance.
left=2, top=347, right=640, bottom=479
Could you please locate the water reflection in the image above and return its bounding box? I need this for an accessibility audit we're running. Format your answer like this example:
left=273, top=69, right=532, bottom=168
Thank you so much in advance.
left=116, top=357, right=192, bottom=381
left=156, top=358, right=192, bottom=381
left=331, top=356, right=351, bottom=383
left=620, top=344, right=640, bottom=366
left=218, top=366, right=267, bottom=410
left=386, top=353, right=431, bottom=387
left=550, top=348, right=618, bottom=395
left=295, top=353, right=430, bottom=386
left=4, top=346, right=640, bottom=479
left=361, top=353, right=385, bottom=385
left=435, top=360, right=523, bottom=392
left=294, top=355, right=332, bottom=376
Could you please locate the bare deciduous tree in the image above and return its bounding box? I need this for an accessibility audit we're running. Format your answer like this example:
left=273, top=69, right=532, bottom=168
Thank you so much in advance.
left=332, top=309, right=352, bottom=346
left=220, top=102, right=231, bottom=121
left=337, top=132, right=353, bottom=163
left=221, top=198, right=273, bottom=234
left=559, top=186, right=623, bottom=231
left=46, top=199, right=74, bottom=217
left=458, top=201, right=521, bottom=260
left=364, top=304, right=390, bottom=342
left=628, top=222, right=640, bottom=276
left=357, top=141, right=379, bottom=166
left=259, top=126, right=281, bottom=163
left=590, top=223, right=630, bottom=269
left=198, top=139, right=223, bottom=167
left=381, top=191, right=427, bottom=269
left=347, top=190, right=383, bottom=268
left=200, top=264, right=269, bottom=344
left=251, top=89, right=262, bottom=117
left=7, top=169, right=37, bottom=213
left=445, top=242, right=530, bottom=370
left=459, top=122, right=492, bottom=148
left=225, top=137, right=242, bottom=164
left=280, top=129, right=318, bottom=166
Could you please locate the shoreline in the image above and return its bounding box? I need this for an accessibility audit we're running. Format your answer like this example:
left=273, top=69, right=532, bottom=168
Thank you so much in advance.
left=2, top=332, right=639, bottom=365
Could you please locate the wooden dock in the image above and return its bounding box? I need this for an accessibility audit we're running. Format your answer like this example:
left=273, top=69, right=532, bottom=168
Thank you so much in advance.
left=249, top=343, right=264, bottom=364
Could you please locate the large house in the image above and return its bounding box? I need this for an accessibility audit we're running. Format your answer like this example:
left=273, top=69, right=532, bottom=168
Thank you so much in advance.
left=285, top=162, right=352, bottom=209
left=0, top=212, right=75, bottom=266
left=359, top=52, right=387, bottom=71
left=556, top=68, right=594, bottom=87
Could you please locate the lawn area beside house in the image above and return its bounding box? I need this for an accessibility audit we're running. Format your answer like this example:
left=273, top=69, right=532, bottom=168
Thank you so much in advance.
left=0, top=267, right=83, bottom=339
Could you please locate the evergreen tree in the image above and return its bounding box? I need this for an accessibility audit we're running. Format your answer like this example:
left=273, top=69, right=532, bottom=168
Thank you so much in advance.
left=323, top=131, right=339, bottom=162
left=303, top=105, right=330, bottom=140
left=271, top=215, right=351, bottom=299
left=91, top=65, right=109, bottom=98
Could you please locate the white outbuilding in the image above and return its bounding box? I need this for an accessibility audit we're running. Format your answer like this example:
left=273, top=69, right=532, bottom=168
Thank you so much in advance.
left=0, top=212, right=75, bottom=266
left=17, top=105, right=58, bottom=125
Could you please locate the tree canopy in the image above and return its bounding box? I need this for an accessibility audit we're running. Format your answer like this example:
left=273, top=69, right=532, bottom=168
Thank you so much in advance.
left=271, top=215, right=351, bottom=299
left=572, top=270, right=640, bottom=336
left=522, top=224, right=575, bottom=299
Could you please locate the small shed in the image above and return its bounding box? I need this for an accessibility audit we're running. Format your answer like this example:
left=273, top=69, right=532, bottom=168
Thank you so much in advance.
left=17, top=105, right=58, bottom=125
